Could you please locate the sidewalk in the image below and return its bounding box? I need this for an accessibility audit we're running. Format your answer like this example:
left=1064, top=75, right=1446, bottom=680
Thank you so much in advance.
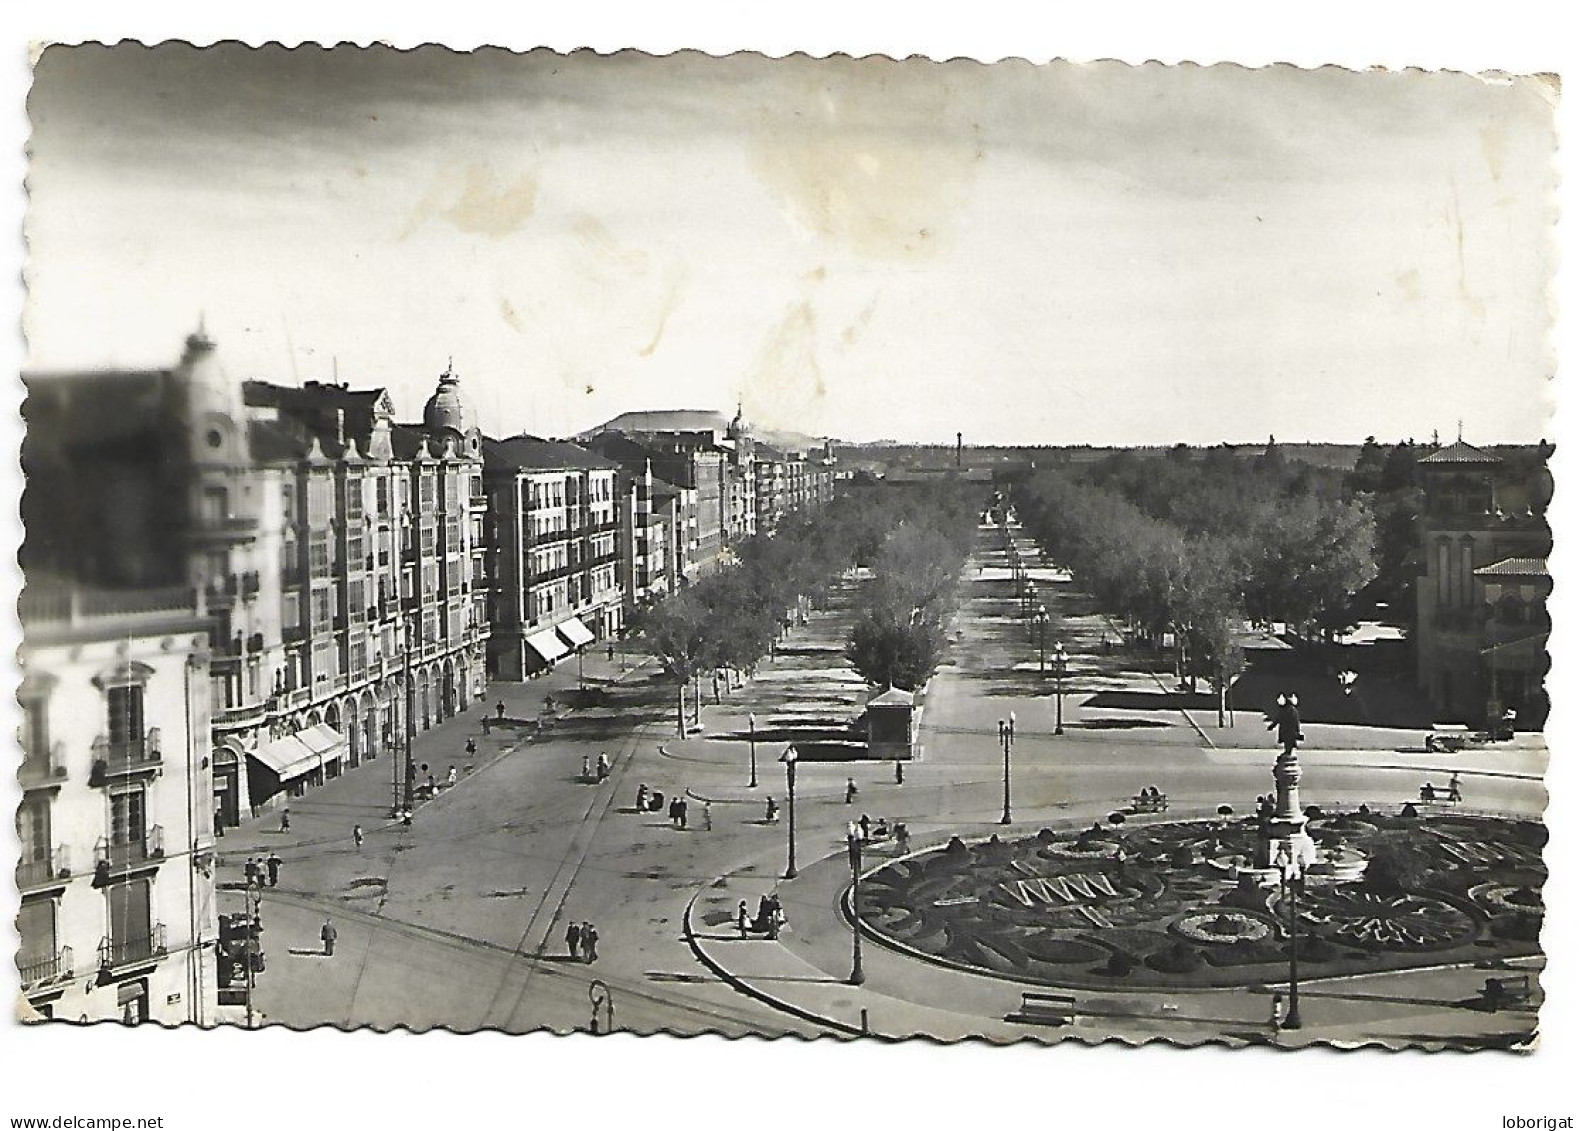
left=683, top=804, right=1542, bottom=1047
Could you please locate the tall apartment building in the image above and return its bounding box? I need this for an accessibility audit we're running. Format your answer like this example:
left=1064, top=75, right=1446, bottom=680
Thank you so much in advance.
left=24, top=330, right=491, bottom=834
left=19, top=344, right=224, bottom=1024
left=1414, top=439, right=1552, bottom=728
left=584, top=411, right=731, bottom=574
left=482, top=436, right=623, bottom=680
left=229, top=364, right=490, bottom=814
left=585, top=431, right=703, bottom=586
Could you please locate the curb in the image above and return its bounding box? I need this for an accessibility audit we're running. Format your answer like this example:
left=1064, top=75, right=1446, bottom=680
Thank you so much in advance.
left=681, top=886, right=864, bottom=1038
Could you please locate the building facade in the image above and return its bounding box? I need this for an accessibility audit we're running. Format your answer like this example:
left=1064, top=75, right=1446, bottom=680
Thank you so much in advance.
left=1414, top=439, right=1552, bottom=728
left=20, top=345, right=222, bottom=1025
left=24, top=331, right=492, bottom=832
left=482, top=436, right=623, bottom=680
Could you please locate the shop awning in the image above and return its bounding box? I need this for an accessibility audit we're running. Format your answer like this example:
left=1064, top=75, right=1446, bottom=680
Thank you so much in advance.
left=249, top=733, right=323, bottom=781
left=298, top=722, right=349, bottom=765
left=556, top=618, right=595, bottom=649
left=526, top=628, right=568, bottom=664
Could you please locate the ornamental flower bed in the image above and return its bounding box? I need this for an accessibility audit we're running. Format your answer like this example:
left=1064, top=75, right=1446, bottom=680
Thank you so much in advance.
left=856, top=814, right=1545, bottom=991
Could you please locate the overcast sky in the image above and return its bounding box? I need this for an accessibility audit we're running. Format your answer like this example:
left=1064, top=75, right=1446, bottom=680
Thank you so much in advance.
left=24, top=46, right=1558, bottom=445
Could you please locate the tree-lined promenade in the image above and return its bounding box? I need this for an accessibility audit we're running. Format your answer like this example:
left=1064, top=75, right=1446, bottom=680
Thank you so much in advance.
left=1013, top=444, right=1380, bottom=724
left=634, top=481, right=982, bottom=734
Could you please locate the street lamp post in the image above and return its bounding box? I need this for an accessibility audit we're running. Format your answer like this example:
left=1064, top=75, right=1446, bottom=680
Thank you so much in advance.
left=1052, top=643, right=1068, bottom=736
left=402, top=613, right=417, bottom=814
left=781, top=745, right=799, bottom=879
left=1280, top=850, right=1305, bottom=1030
left=1037, top=605, right=1049, bottom=672
left=847, top=830, right=866, bottom=985
left=748, top=711, right=758, bottom=789
left=998, top=713, right=1016, bottom=825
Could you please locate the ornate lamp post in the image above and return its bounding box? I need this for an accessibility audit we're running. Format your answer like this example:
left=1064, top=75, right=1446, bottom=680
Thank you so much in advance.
left=781, top=745, right=799, bottom=879
left=1037, top=605, right=1049, bottom=672
left=1276, top=844, right=1305, bottom=1031
left=1052, top=643, right=1069, bottom=735
left=747, top=711, right=759, bottom=789
left=998, top=713, right=1016, bottom=825
left=847, top=828, right=866, bottom=985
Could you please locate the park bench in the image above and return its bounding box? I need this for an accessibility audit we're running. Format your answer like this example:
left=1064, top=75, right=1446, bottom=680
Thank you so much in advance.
left=1481, top=975, right=1533, bottom=1011
left=1417, top=785, right=1462, bottom=804
left=1008, top=991, right=1077, bottom=1027
left=1129, top=795, right=1170, bottom=814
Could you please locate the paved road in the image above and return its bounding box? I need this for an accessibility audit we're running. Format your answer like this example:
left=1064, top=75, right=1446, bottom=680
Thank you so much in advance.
left=231, top=526, right=1544, bottom=1044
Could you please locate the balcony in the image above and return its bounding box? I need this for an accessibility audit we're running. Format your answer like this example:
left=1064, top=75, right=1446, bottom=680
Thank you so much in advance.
left=19, top=742, right=68, bottom=790
left=94, top=826, right=165, bottom=883
left=19, top=946, right=74, bottom=992
left=17, top=847, right=71, bottom=893
left=89, top=729, right=163, bottom=785
left=98, top=924, right=167, bottom=974
left=214, top=699, right=269, bottom=730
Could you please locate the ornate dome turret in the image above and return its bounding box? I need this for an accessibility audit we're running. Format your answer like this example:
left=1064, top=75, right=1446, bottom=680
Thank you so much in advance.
left=422, top=362, right=477, bottom=435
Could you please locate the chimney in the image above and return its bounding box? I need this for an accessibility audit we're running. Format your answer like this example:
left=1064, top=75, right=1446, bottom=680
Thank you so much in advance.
left=956, top=432, right=963, bottom=467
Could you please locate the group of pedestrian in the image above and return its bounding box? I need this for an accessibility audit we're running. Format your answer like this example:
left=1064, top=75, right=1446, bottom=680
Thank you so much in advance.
left=581, top=753, right=611, bottom=783
left=564, top=920, right=601, bottom=963
left=244, top=853, right=283, bottom=888
left=668, top=795, right=690, bottom=829
left=736, top=893, right=787, bottom=940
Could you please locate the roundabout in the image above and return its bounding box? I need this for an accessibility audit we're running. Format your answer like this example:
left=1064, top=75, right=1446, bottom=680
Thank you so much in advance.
left=854, top=811, right=1546, bottom=991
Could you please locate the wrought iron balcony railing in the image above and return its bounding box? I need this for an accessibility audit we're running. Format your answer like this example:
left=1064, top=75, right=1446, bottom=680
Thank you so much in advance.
left=98, top=924, right=166, bottom=972
left=19, top=945, right=74, bottom=990
left=94, top=825, right=164, bottom=878
left=16, top=846, right=70, bottom=891
left=89, top=729, right=163, bottom=784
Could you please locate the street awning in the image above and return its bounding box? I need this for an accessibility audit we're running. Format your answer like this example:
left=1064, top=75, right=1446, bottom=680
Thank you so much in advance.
left=298, top=722, right=348, bottom=765
left=249, top=733, right=323, bottom=781
left=526, top=628, right=568, bottom=664
left=556, top=618, right=595, bottom=649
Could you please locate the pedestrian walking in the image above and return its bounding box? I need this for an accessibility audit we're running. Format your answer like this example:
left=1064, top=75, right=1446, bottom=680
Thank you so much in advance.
left=636, top=784, right=649, bottom=812
left=265, top=852, right=282, bottom=887
left=446, top=765, right=457, bottom=788
left=737, top=900, right=750, bottom=939
left=1269, top=993, right=1284, bottom=1034
left=703, top=801, right=713, bottom=831
left=677, top=797, right=689, bottom=830
left=401, top=809, right=413, bottom=829
left=596, top=753, right=610, bottom=781
left=465, top=738, right=477, bottom=757
left=845, top=778, right=858, bottom=804
left=858, top=814, right=871, bottom=840
left=765, top=796, right=779, bottom=823
left=244, top=858, right=259, bottom=887
left=896, top=761, right=905, bottom=785
left=606, top=644, right=614, bottom=663
left=565, top=921, right=583, bottom=959
left=895, top=824, right=910, bottom=855
left=496, top=700, right=506, bottom=719
left=582, top=755, right=591, bottom=782
left=280, top=808, right=291, bottom=832
left=321, top=918, right=338, bottom=957
left=353, top=825, right=364, bottom=851
left=582, top=922, right=599, bottom=963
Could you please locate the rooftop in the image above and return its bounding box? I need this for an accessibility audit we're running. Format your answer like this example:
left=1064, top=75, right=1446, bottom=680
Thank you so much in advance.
left=1420, top=439, right=1503, bottom=466
left=483, top=435, right=622, bottom=473
left=1473, top=557, right=1550, bottom=580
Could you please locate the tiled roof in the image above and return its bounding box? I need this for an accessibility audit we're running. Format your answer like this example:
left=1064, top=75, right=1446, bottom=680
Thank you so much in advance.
left=483, top=435, right=621, bottom=472
left=1420, top=440, right=1503, bottom=465
left=1473, top=557, right=1549, bottom=579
